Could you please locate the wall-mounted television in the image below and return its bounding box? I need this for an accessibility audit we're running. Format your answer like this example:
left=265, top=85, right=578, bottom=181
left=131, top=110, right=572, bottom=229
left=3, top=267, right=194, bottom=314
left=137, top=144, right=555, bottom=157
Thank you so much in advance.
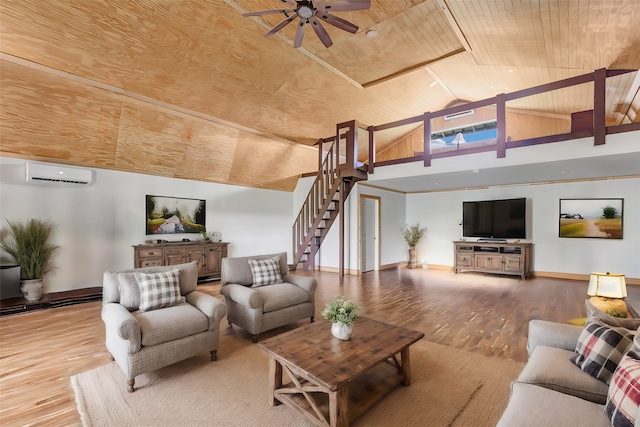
left=146, top=195, right=206, bottom=235
left=462, top=198, right=526, bottom=239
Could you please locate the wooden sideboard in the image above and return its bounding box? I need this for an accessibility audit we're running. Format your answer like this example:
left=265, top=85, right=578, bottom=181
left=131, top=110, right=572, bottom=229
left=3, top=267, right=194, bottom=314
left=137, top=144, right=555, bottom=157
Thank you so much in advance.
left=133, top=241, right=228, bottom=280
left=454, top=241, right=532, bottom=280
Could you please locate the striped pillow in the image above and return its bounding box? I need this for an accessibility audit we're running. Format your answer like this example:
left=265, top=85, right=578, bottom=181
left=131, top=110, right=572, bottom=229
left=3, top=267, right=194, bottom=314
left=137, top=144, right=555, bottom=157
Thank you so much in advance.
left=605, top=351, right=640, bottom=427
left=135, top=269, right=185, bottom=312
left=248, top=256, right=283, bottom=287
left=570, top=317, right=636, bottom=384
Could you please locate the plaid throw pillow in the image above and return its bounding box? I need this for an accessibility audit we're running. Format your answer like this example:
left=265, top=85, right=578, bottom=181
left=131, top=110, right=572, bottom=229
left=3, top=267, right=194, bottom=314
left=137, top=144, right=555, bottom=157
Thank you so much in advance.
left=248, top=256, right=283, bottom=287
left=605, top=351, right=640, bottom=427
left=134, top=269, right=185, bottom=312
left=570, top=317, right=636, bottom=384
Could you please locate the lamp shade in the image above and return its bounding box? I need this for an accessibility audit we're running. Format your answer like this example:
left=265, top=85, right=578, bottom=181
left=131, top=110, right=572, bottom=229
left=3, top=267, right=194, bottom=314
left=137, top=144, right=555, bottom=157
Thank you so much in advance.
left=587, top=272, right=627, bottom=298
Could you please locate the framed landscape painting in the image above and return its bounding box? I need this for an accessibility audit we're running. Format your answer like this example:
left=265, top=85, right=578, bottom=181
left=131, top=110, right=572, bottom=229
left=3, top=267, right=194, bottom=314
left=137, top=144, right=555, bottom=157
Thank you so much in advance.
left=146, top=195, right=206, bottom=235
left=559, top=198, right=623, bottom=239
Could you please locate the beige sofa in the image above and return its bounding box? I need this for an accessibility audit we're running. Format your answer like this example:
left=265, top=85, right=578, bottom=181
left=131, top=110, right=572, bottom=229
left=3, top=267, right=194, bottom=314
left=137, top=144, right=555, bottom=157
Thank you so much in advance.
left=497, top=318, right=640, bottom=426
left=220, top=252, right=316, bottom=342
left=102, top=261, right=226, bottom=392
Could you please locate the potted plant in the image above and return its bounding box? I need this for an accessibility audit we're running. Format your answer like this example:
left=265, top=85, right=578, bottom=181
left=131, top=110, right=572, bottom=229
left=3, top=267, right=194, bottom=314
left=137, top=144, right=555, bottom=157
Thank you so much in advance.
left=321, top=296, right=359, bottom=340
left=0, top=218, right=59, bottom=301
left=402, top=223, right=426, bottom=269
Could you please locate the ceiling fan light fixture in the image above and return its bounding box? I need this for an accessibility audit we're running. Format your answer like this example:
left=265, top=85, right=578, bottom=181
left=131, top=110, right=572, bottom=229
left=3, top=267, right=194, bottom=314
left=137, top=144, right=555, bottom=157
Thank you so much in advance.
left=298, top=5, right=314, bottom=18
left=365, top=29, right=378, bottom=38
left=242, top=0, right=370, bottom=48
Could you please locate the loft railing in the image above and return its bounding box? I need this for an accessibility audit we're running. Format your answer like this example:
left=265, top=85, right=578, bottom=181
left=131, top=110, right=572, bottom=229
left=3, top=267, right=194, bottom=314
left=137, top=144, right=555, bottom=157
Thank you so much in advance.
left=365, top=68, right=640, bottom=170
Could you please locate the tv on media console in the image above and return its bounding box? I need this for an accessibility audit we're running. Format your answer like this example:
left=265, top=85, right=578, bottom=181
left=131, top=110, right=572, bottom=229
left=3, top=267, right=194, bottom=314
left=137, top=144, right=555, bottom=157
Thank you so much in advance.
left=462, top=197, right=526, bottom=240
left=146, top=195, right=206, bottom=235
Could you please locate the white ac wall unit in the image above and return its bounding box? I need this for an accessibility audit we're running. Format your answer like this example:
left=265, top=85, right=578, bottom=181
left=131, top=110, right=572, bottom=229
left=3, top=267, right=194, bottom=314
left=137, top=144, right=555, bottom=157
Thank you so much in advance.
left=444, top=109, right=474, bottom=120
left=25, top=162, right=93, bottom=185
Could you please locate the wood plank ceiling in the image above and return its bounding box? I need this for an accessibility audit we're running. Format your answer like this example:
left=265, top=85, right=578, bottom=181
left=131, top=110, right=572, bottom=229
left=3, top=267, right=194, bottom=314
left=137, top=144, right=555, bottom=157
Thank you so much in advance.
left=1, top=0, right=639, bottom=191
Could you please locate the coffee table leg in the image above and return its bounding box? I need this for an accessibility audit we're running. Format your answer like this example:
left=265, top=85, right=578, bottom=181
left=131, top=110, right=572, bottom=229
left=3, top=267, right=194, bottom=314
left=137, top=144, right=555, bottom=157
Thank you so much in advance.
left=268, top=356, right=283, bottom=406
left=329, top=387, right=349, bottom=427
left=400, top=347, right=412, bottom=386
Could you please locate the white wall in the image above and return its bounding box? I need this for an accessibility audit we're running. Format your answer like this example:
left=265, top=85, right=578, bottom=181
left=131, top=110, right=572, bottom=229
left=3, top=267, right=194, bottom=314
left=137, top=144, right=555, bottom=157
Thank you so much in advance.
left=293, top=167, right=639, bottom=279
left=0, top=157, right=294, bottom=293
left=406, top=177, right=640, bottom=278
left=292, top=178, right=407, bottom=271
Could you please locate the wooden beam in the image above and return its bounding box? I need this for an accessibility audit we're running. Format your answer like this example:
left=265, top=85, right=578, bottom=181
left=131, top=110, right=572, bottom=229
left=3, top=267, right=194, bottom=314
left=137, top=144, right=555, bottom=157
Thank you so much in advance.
left=496, top=94, right=506, bottom=158
left=368, top=126, right=375, bottom=174
left=423, top=112, right=432, bottom=167
left=593, top=68, right=606, bottom=146
left=362, top=48, right=466, bottom=88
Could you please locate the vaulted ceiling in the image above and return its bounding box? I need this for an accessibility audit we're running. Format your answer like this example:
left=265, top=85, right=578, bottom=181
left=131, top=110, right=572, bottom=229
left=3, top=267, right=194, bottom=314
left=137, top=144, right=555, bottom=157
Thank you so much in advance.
left=1, top=0, right=639, bottom=191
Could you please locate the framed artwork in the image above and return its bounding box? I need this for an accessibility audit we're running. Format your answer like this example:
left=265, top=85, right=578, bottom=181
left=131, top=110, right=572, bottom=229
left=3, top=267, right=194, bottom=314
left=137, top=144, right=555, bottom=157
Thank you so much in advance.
left=559, top=198, right=623, bottom=239
left=146, top=195, right=206, bottom=235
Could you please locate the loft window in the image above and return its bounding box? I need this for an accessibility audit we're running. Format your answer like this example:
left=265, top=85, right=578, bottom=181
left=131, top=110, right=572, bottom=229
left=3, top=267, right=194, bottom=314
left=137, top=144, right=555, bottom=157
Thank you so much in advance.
left=431, top=120, right=497, bottom=145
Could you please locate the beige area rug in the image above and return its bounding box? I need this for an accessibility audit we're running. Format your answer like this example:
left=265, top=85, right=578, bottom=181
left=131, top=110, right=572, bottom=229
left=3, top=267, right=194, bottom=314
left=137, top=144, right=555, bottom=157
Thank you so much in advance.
left=72, top=335, right=523, bottom=427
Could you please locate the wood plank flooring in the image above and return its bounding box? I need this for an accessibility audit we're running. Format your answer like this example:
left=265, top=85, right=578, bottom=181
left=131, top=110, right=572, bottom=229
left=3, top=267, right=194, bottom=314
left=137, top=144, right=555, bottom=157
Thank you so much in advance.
left=1, top=267, right=631, bottom=426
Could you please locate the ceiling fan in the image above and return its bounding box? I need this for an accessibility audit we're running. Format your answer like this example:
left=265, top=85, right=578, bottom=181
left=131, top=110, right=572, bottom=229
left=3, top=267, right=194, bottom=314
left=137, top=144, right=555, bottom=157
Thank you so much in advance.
left=242, top=0, right=371, bottom=48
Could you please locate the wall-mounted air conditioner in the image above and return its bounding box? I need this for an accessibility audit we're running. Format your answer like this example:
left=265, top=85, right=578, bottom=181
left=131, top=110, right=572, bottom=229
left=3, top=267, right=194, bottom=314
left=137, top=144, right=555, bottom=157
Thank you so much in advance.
left=444, top=109, right=474, bottom=120
left=25, top=162, right=94, bottom=185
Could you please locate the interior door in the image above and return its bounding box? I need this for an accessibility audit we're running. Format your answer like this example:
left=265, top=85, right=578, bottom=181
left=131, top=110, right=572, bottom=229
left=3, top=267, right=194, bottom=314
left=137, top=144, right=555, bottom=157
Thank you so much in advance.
left=361, top=197, right=378, bottom=272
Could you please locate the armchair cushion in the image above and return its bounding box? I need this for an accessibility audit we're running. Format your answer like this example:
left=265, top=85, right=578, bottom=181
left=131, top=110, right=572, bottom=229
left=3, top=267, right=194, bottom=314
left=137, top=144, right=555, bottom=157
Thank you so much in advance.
left=112, top=261, right=198, bottom=311
left=570, top=317, right=636, bottom=384
left=248, top=256, right=283, bottom=287
left=259, top=283, right=312, bottom=313
left=135, top=304, right=208, bottom=347
left=135, top=269, right=185, bottom=312
left=117, top=272, right=141, bottom=311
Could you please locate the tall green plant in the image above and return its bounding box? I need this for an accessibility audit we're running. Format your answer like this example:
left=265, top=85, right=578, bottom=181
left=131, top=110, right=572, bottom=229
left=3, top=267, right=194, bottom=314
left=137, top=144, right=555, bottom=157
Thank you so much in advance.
left=402, top=224, right=426, bottom=247
left=0, top=219, right=59, bottom=280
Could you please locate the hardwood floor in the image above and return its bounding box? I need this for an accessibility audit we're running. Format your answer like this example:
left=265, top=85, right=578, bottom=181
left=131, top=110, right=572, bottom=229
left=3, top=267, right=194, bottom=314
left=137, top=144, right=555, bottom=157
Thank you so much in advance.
left=0, top=267, right=629, bottom=425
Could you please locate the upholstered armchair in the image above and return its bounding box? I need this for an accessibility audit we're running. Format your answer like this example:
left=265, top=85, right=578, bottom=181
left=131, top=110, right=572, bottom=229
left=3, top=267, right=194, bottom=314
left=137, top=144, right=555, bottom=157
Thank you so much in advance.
left=101, top=261, right=226, bottom=392
left=220, top=252, right=316, bottom=342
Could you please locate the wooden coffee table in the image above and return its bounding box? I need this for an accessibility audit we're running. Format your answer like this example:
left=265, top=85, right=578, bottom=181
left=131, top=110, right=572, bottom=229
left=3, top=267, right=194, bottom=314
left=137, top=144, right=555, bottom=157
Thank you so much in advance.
left=258, top=317, right=425, bottom=426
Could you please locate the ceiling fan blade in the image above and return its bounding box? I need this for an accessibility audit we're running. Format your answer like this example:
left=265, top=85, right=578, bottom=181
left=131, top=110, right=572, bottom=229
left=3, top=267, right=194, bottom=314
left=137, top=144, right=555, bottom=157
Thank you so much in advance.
left=317, top=0, right=371, bottom=12
left=242, top=8, right=294, bottom=17
left=264, top=15, right=297, bottom=38
left=294, top=20, right=307, bottom=48
left=316, top=12, right=359, bottom=34
left=309, top=16, right=333, bottom=48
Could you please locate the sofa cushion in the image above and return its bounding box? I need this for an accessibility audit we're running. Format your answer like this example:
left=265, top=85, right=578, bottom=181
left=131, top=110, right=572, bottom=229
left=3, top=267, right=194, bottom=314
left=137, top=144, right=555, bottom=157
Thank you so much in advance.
left=571, top=317, right=636, bottom=384
left=248, top=256, right=283, bottom=287
left=586, top=299, right=640, bottom=330
left=605, top=350, right=640, bottom=427
left=496, top=382, right=609, bottom=427
left=257, top=283, right=311, bottom=313
left=135, top=269, right=185, bottom=312
left=518, top=345, right=610, bottom=404
left=134, top=303, right=208, bottom=347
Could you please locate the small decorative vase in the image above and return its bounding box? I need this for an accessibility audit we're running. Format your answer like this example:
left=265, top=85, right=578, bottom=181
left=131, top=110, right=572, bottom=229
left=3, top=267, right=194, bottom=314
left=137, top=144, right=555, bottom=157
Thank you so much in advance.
left=331, top=322, right=353, bottom=340
left=408, top=246, right=417, bottom=268
left=21, top=279, right=44, bottom=302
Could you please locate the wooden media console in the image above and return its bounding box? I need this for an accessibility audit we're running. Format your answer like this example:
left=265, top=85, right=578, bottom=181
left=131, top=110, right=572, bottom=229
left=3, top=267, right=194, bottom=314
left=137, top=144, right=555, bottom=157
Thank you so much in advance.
left=454, top=241, right=532, bottom=280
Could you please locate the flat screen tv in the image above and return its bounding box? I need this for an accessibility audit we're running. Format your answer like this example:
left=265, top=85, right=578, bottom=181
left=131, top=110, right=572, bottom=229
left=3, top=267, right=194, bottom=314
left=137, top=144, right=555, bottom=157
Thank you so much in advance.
left=146, top=195, right=206, bottom=235
left=462, top=198, right=526, bottom=239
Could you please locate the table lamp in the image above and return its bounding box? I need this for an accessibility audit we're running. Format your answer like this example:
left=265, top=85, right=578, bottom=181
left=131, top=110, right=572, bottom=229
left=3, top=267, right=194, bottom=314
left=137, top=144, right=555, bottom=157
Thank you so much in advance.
left=587, top=272, right=628, bottom=317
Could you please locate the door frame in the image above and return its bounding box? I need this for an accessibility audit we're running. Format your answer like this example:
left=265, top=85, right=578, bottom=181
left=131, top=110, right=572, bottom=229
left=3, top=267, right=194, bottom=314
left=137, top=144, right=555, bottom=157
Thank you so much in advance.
left=359, top=194, right=380, bottom=273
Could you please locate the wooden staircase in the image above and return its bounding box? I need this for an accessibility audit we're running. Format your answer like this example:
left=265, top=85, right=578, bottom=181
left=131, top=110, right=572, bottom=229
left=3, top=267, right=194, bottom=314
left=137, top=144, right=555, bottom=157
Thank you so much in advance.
left=292, top=121, right=368, bottom=273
